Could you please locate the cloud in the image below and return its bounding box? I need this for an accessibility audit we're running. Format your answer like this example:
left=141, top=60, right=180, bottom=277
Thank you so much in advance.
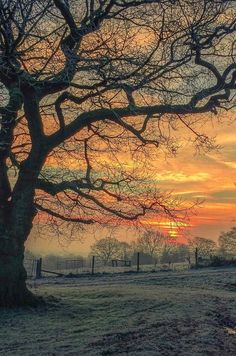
left=209, top=189, right=236, bottom=204
left=156, top=171, right=210, bottom=183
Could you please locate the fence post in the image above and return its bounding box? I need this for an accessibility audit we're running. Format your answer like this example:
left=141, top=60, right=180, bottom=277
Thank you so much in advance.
left=195, top=247, right=198, bottom=268
left=91, top=256, right=95, bottom=275
left=36, top=257, right=42, bottom=279
left=137, top=252, right=140, bottom=272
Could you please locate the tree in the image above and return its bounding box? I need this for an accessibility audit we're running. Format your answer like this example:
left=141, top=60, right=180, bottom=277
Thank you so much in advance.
left=218, top=227, right=236, bottom=258
left=188, top=236, right=217, bottom=260
left=0, top=0, right=235, bottom=306
left=119, top=241, right=133, bottom=260
left=137, top=230, right=165, bottom=265
left=90, top=236, right=122, bottom=265
left=160, top=242, right=189, bottom=264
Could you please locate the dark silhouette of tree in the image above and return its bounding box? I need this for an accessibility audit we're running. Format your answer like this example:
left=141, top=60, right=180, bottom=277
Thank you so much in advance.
left=90, top=236, right=123, bottom=265
left=137, top=230, right=165, bottom=265
left=187, top=236, right=217, bottom=259
left=160, top=243, right=189, bottom=264
left=218, top=227, right=236, bottom=258
left=0, top=0, right=235, bottom=306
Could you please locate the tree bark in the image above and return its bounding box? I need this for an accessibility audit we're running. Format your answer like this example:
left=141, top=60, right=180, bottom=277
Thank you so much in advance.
left=0, top=159, right=45, bottom=307
left=0, top=237, right=37, bottom=307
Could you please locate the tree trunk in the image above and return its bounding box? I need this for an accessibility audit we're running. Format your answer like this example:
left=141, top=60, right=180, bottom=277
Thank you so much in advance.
left=0, top=86, right=46, bottom=307
left=0, top=163, right=43, bottom=307
left=0, top=238, right=38, bottom=307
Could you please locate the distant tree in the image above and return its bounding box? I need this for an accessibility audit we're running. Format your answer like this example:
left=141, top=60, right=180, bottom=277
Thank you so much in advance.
left=119, top=241, right=133, bottom=261
left=159, top=239, right=174, bottom=264
left=137, top=230, right=165, bottom=266
left=218, top=228, right=236, bottom=258
left=188, top=236, right=217, bottom=260
left=90, top=237, right=123, bottom=265
left=160, top=243, right=189, bottom=264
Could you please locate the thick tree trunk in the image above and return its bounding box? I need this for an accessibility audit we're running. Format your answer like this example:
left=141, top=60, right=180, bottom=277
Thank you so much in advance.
left=0, top=164, right=43, bottom=307
left=0, top=239, right=38, bottom=307
left=0, top=255, right=34, bottom=308
left=0, top=85, right=46, bottom=307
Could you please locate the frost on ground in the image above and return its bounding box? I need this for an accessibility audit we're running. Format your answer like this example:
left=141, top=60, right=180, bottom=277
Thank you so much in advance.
left=0, top=268, right=236, bottom=355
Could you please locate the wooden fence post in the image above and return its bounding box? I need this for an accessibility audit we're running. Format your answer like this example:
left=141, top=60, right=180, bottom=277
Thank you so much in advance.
left=137, top=252, right=140, bottom=272
left=91, top=256, right=95, bottom=275
left=36, top=258, right=42, bottom=279
left=195, top=247, right=198, bottom=268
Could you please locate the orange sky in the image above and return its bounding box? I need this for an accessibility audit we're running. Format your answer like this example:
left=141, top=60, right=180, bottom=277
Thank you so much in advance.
left=150, top=115, right=236, bottom=241
left=26, top=111, right=236, bottom=256
left=15, top=2, right=235, bottom=256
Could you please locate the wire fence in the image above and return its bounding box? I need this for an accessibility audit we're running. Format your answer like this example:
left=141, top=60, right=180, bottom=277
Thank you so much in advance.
left=24, top=258, right=38, bottom=278
left=24, top=254, right=190, bottom=279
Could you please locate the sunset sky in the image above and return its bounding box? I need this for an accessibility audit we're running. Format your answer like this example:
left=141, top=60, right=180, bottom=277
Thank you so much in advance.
left=26, top=110, right=236, bottom=256
left=8, top=0, right=233, bottom=257
left=156, top=116, right=236, bottom=240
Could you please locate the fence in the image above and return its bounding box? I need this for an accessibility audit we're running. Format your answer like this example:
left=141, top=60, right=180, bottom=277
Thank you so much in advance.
left=24, top=258, right=38, bottom=278
left=24, top=253, right=190, bottom=279
left=42, top=257, right=86, bottom=276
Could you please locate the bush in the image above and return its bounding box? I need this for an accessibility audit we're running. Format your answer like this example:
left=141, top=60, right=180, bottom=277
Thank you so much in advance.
left=208, top=256, right=236, bottom=267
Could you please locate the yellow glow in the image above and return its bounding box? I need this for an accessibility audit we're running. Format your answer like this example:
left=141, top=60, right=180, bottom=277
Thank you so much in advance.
left=141, top=220, right=189, bottom=228
left=169, top=230, right=178, bottom=238
left=156, top=172, right=210, bottom=183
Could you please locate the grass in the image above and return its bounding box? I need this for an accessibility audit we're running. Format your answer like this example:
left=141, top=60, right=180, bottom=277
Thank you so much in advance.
left=0, top=268, right=236, bottom=355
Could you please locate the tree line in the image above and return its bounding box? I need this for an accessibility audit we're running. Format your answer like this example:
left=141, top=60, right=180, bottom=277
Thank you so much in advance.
left=89, top=227, right=236, bottom=267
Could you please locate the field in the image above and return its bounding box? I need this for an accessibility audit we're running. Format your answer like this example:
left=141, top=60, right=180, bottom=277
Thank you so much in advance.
left=0, top=268, right=236, bottom=355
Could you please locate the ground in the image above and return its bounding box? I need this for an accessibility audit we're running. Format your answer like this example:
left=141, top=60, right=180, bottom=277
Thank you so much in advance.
left=0, top=268, right=236, bottom=355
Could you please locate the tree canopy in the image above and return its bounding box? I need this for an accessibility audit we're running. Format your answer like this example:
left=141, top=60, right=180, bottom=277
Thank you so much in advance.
left=1, top=0, right=235, bottom=233
left=218, top=227, right=236, bottom=258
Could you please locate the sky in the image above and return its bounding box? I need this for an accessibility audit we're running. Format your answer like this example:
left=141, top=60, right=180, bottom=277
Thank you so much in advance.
left=155, top=118, right=236, bottom=240
left=26, top=110, right=236, bottom=256
left=15, top=1, right=235, bottom=257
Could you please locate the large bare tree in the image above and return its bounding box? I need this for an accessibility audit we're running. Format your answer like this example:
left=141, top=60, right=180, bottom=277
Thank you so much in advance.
left=0, top=0, right=235, bottom=306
